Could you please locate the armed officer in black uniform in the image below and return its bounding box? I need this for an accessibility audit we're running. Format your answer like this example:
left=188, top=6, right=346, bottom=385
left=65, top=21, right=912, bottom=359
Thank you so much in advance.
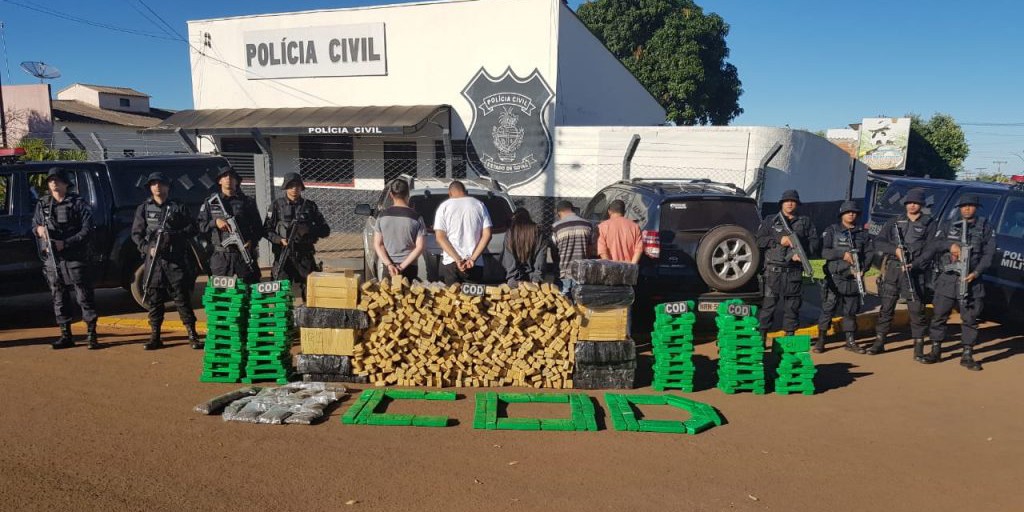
left=919, top=194, right=996, bottom=371
left=131, top=172, right=202, bottom=350
left=263, top=172, right=330, bottom=301
left=756, top=189, right=820, bottom=340
left=32, top=167, right=100, bottom=350
left=198, top=166, right=264, bottom=284
left=815, top=201, right=868, bottom=353
left=870, top=188, right=936, bottom=360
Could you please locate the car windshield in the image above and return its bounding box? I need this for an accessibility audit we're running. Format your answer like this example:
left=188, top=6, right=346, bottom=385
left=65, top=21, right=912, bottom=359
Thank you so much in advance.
left=105, top=159, right=229, bottom=208
left=872, top=183, right=949, bottom=217
left=409, top=193, right=513, bottom=233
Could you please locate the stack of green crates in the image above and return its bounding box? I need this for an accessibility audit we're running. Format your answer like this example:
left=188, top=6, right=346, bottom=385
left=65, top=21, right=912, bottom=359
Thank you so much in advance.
left=201, top=279, right=249, bottom=383
left=651, top=301, right=697, bottom=392
left=772, top=335, right=816, bottom=395
left=715, top=300, right=765, bottom=395
left=244, top=281, right=295, bottom=385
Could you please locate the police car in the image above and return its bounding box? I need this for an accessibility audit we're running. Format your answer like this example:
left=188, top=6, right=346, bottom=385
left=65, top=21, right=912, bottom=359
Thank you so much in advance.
left=864, top=173, right=1024, bottom=322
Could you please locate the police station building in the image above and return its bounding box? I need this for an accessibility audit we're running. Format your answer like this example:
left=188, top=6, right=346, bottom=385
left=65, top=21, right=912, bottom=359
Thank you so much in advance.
left=154, top=0, right=665, bottom=205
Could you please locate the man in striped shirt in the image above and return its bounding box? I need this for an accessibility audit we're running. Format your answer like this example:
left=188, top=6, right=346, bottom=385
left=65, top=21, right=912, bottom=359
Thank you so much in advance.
left=551, top=200, right=595, bottom=296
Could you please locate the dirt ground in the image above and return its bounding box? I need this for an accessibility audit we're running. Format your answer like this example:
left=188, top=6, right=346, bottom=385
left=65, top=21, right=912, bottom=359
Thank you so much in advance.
left=1, top=294, right=1022, bottom=512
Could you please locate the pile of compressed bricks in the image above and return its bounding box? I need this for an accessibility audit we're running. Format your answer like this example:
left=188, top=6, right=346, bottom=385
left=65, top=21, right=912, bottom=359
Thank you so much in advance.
left=651, top=301, right=697, bottom=392
left=473, top=392, right=597, bottom=431
left=772, top=335, right=816, bottom=395
left=604, top=393, right=722, bottom=434
left=201, top=279, right=249, bottom=383
left=342, top=388, right=454, bottom=427
left=715, top=300, right=765, bottom=395
left=294, top=305, right=370, bottom=383
left=572, top=340, right=636, bottom=389
left=243, top=281, right=295, bottom=385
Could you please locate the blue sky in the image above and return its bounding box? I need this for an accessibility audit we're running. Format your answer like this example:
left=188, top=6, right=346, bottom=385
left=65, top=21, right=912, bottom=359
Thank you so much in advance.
left=1, top=0, right=1022, bottom=175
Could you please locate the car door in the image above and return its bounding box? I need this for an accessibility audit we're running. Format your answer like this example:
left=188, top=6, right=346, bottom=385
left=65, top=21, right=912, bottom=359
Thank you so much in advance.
left=0, top=171, right=28, bottom=285
left=3, top=171, right=49, bottom=292
left=991, top=192, right=1024, bottom=312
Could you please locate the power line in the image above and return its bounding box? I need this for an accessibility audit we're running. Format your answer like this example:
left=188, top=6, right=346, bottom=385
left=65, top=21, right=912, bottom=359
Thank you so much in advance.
left=136, top=0, right=185, bottom=41
left=0, top=0, right=178, bottom=40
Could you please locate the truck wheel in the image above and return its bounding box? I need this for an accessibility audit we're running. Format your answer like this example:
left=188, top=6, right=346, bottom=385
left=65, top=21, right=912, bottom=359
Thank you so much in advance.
left=697, top=225, right=760, bottom=292
left=130, top=264, right=147, bottom=310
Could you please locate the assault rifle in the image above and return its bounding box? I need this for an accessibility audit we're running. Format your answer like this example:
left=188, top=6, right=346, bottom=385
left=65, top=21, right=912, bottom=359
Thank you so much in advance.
left=848, top=231, right=866, bottom=306
left=952, top=219, right=972, bottom=301
left=272, top=203, right=307, bottom=280
left=211, top=195, right=253, bottom=267
left=893, top=221, right=916, bottom=302
left=141, top=208, right=170, bottom=305
left=778, top=212, right=814, bottom=279
left=39, top=219, right=63, bottom=287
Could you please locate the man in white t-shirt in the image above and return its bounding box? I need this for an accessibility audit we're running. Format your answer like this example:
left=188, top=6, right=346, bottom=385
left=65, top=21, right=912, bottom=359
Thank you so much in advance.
left=434, top=180, right=492, bottom=285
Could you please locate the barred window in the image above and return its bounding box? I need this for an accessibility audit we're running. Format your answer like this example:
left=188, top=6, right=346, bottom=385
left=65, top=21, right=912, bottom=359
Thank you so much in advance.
left=299, top=136, right=354, bottom=184
left=433, top=140, right=467, bottom=178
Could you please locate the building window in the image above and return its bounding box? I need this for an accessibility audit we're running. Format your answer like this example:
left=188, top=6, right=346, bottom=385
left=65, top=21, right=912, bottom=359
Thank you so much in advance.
left=298, top=136, right=354, bottom=184
left=119, top=98, right=130, bottom=107
left=384, top=141, right=418, bottom=183
left=123, top=149, right=136, bottom=158
left=433, top=140, right=467, bottom=179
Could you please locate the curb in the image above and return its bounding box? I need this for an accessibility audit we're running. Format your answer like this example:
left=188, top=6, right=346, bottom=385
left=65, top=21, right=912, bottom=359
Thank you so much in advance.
left=93, top=317, right=208, bottom=334
left=768, top=305, right=933, bottom=341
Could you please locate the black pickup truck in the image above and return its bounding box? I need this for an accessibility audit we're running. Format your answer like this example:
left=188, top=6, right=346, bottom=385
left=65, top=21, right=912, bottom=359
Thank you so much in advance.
left=0, top=155, right=230, bottom=307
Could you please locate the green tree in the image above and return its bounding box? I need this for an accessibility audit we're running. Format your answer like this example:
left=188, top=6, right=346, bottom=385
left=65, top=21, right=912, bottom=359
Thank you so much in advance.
left=976, top=172, right=1011, bottom=184
left=904, top=113, right=968, bottom=180
left=576, top=0, right=743, bottom=125
left=17, top=136, right=88, bottom=162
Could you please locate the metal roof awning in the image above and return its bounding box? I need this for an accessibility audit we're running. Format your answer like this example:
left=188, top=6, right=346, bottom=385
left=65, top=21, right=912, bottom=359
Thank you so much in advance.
left=146, top=104, right=450, bottom=136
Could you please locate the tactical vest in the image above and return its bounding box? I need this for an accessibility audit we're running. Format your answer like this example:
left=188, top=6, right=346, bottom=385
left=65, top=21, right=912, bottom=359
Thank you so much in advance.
left=274, top=199, right=313, bottom=244
left=939, top=217, right=989, bottom=269
left=894, top=214, right=933, bottom=259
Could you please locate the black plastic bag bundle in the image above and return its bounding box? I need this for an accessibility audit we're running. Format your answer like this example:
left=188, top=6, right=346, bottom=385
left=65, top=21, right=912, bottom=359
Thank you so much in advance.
left=572, top=359, right=636, bottom=389
left=294, top=307, right=369, bottom=329
left=566, top=260, right=639, bottom=286
left=574, top=340, right=635, bottom=365
left=295, top=354, right=352, bottom=375
left=571, top=285, right=635, bottom=308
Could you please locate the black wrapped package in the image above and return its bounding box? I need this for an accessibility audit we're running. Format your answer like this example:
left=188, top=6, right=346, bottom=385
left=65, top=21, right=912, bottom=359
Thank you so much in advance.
left=294, top=306, right=369, bottom=329
left=571, top=285, right=635, bottom=308
left=295, top=354, right=352, bottom=375
left=566, top=260, right=639, bottom=286
left=574, top=340, right=636, bottom=365
left=572, top=360, right=636, bottom=389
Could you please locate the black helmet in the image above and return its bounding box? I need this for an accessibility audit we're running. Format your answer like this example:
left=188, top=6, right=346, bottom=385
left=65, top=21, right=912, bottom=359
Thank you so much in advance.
left=779, top=189, right=801, bottom=204
left=215, top=165, right=239, bottom=180
left=145, top=172, right=170, bottom=186
left=956, top=194, right=981, bottom=207
left=838, top=200, right=861, bottom=216
left=281, top=172, right=305, bottom=190
left=45, top=167, right=70, bottom=184
left=903, top=188, right=927, bottom=205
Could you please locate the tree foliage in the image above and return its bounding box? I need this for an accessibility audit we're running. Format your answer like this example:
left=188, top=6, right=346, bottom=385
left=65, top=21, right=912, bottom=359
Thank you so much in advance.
left=975, top=172, right=1011, bottom=184
left=16, top=136, right=88, bottom=162
left=576, top=0, right=743, bottom=125
left=904, top=113, right=968, bottom=180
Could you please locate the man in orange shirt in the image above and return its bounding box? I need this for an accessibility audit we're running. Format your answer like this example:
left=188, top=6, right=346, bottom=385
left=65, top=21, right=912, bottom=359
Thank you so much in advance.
left=597, top=200, right=643, bottom=263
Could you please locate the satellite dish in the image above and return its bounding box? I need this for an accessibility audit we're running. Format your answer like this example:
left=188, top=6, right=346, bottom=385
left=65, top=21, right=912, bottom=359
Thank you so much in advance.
left=20, top=61, right=61, bottom=82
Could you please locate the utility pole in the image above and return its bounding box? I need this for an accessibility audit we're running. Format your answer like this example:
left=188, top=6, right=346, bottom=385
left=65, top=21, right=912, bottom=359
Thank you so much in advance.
left=993, top=160, right=1008, bottom=174
left=0, top=54, right=6, bottom=147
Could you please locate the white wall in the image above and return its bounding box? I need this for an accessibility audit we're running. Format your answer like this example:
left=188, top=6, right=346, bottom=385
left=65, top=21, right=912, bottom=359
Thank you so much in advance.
left=551, top=126, right=869, bottom=203
left=97, top=93, right=150, bottom=114
left=56, top=85, right=99, bottom=105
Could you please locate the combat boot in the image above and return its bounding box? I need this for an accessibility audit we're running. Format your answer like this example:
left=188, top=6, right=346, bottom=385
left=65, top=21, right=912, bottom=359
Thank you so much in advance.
left=813, top=329, right=827, bottom=353
left=145, top=324, right=163, bottom=350
left=186, top=323, right=203, bottom=350
left=866, top=334, right=885, bottom=355
left=86, top=321, right=101, bottom=350
left=52, top=323, right=75, bottom=350
left=922, top=340, right=941, bottom=364
left=912, top=338, right=926, bottom=363
left=844, top=332, right=866, bottom=354
left=959, top=346, right=982, bottom=371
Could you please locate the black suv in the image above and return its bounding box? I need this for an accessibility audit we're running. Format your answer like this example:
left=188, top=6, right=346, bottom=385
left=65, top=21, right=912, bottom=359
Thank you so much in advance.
left=864, top=173, right=1024, bottom=322
left=582, top=178, right=763, bottom=326
left=0, top=155, right=230, bottom=307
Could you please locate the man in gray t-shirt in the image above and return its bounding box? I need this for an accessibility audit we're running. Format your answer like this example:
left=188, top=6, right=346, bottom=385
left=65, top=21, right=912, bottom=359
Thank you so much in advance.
left=373, top=179, right=426, bottom=281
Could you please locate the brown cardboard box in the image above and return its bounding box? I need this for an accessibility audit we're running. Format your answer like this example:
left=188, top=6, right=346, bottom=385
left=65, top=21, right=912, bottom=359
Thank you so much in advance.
left=300, top=327, right=356, bottom=355
left=306, top=270, right=359, bottom=309
left=578, top=307, right=630, bottom=341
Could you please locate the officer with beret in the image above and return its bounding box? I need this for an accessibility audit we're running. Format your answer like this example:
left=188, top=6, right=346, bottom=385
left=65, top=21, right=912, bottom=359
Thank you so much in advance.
left=198, top=165, right=264, bottom=284
left=263, top=172, right=330, bottom=301
left=815, top=200, right=869, bottom=353
left=919, top=194, right=996, bottom=371
left=32, top=167, right=100, bottom=349
left=870, top=187, right=937, bottom=359
left=131, top=172, right=201, bottom=350
left=756, top=189, right=820, bottom=340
